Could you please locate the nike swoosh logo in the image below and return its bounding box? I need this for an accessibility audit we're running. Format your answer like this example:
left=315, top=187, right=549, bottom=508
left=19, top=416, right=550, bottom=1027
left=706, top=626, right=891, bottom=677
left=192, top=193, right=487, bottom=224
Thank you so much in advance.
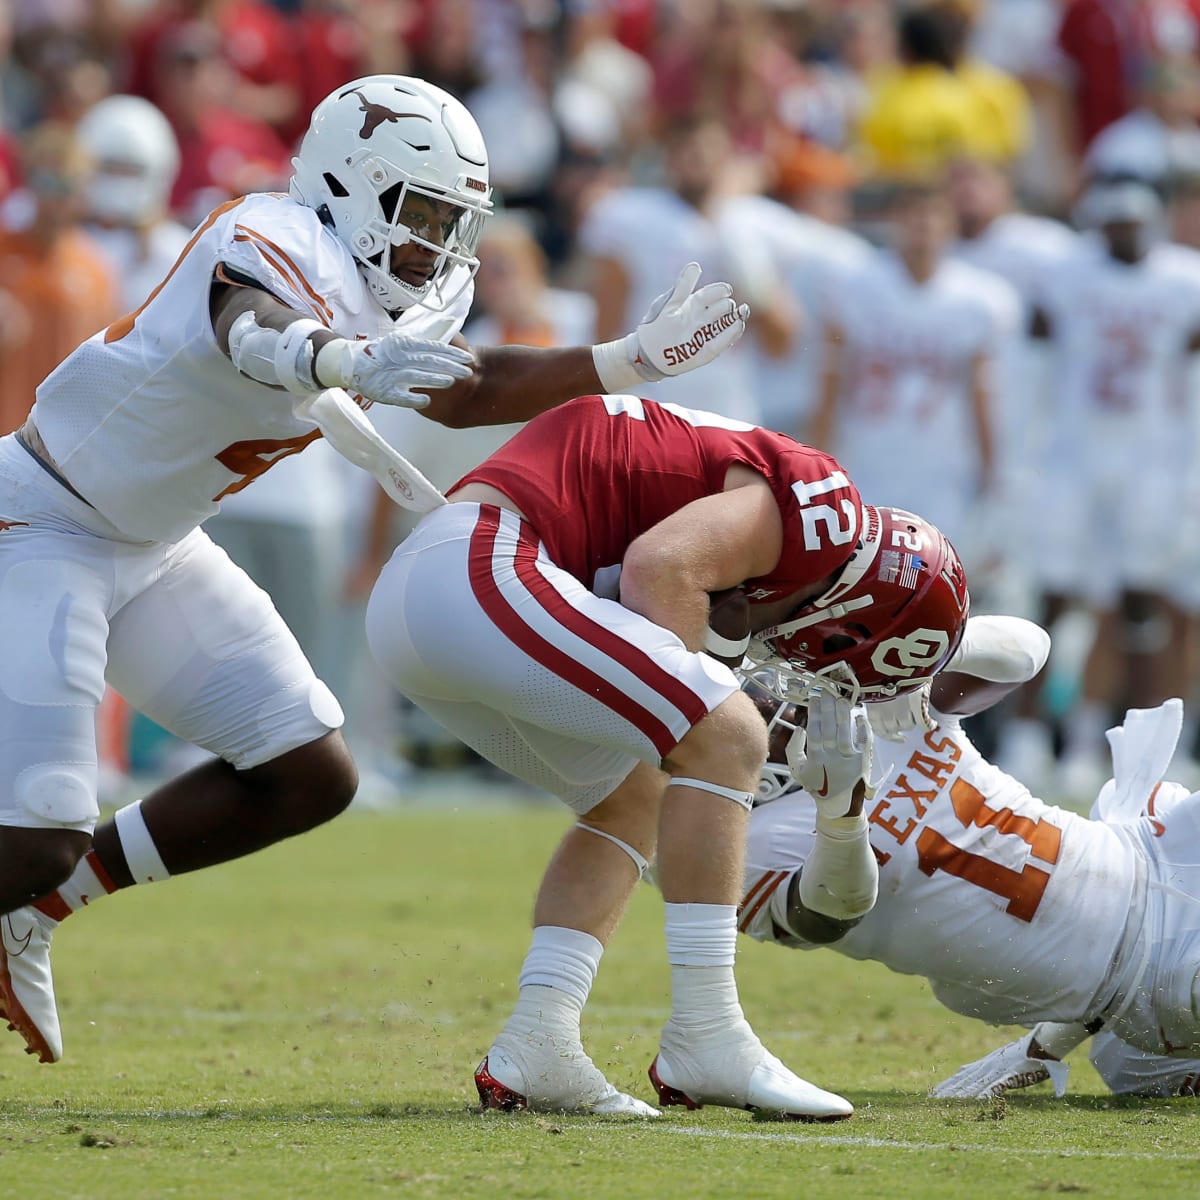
left=2, top=914, right=32, bottom=956
left=813, top=768, right=831, bottom=798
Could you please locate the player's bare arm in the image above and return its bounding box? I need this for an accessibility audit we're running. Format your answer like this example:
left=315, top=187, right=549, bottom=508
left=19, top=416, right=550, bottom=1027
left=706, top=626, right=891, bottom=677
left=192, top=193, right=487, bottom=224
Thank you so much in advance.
left=808, top=319, right=844, bottom=450
left=968, top=352, right=996, bottom=492
left=619, top=467, right=786, bottom=650
left=420, top=261, right=752, bottom=428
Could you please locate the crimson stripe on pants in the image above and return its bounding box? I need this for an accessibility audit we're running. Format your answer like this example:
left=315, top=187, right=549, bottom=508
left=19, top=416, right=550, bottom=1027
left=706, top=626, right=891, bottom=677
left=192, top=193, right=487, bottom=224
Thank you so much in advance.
left=511, top=521, right=710, bottom=729
left=467, top=506, right=680, bottom=757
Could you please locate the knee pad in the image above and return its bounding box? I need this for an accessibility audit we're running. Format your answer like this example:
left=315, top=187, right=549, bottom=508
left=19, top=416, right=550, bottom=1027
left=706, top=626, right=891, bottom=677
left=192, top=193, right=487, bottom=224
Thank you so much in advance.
left=15, top=762, right=99, bottom=830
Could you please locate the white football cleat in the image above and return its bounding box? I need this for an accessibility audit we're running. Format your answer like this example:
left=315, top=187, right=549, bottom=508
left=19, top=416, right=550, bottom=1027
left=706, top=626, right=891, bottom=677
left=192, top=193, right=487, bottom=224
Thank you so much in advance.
left=475, top=1030, right=659, bottom=1117
left=649, top=1019, right=852, bottom=1121
left=0, top=906, right=61, bottom=1063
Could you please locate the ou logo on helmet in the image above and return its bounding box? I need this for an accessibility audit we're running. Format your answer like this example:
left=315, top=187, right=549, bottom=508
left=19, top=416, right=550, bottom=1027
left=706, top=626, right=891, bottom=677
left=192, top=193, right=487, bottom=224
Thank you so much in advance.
left=870, top=629, right=950, bottom=678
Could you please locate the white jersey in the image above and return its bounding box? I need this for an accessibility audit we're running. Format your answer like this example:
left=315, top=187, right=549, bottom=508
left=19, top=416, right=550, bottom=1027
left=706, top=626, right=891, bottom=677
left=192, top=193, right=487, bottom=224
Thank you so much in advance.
left=950, top=212, right=1080, bottom=303
left=32, top=191, right=472, bottom=544
left=717, top=194, right=872, bottom=434
left=1037, top=241, right=1200, bottom=463
left=949, top=215, right=1083, bottom=561
left=824, top=251, right=1020, bottom=547
left=578, top=186, right=761, bottom=424
left=85, top=219, right=194, bottom=313
left=741, top=717, right=1139, bottom=1027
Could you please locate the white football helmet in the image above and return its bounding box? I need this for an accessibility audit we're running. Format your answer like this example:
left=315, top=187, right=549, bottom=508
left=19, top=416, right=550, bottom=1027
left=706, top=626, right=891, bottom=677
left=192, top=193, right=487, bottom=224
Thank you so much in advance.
left=289, top=74, right=493, bottom=315
left=76, top=95, right=180, bottom=227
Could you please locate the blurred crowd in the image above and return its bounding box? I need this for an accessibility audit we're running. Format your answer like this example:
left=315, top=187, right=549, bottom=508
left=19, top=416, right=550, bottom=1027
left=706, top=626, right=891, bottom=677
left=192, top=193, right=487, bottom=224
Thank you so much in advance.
left=3, top=0, right=1200, bottom=802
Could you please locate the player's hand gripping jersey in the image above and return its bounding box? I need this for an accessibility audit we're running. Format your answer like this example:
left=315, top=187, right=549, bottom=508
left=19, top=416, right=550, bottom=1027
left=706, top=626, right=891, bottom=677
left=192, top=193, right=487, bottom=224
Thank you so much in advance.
left=456, top=393, right=863, bottom=599
left=30, top=192, right=473, bottom=544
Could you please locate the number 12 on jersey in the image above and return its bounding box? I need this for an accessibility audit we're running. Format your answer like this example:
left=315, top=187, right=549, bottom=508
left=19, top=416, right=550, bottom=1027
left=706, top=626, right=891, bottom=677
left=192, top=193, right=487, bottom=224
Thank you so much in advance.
left=915, top=779, right=1062, bottom=922
left=791, top=470, right=859, bottom=552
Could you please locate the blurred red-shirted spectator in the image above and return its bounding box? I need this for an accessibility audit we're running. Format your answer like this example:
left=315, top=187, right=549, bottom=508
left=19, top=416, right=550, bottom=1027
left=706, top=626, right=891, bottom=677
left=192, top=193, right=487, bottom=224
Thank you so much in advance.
left=124, top=0, right=302, bottom=142
left=649, top=0, right=801, bottom=153
left=150, top=21, right=290, bottom=226
left=1058, top=0, right=1200, bottom=151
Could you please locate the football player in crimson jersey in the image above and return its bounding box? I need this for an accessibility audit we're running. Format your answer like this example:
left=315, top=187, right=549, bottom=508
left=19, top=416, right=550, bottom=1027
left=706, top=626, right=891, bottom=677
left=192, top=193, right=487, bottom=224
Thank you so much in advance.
left=735, top=613, right=1200, bottom=1102
left=0, top=76, right=751, bottom=1068
left=366, top=395, right=969, bottom=1119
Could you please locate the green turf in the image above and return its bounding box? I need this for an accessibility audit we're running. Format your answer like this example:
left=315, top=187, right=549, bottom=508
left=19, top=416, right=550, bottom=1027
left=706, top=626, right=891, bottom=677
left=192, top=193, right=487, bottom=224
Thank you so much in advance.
left=1, top=801, right=1197, bottom=1199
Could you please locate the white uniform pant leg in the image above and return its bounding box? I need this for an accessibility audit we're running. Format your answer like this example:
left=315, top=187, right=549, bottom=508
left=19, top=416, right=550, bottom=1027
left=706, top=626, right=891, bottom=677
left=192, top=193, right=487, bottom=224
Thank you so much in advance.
left=104, top=529, right=344, bottom=772
left=0, top=526, right=111, bottom=832
left=365, top=503, right=739, bottom=814
left=1106, top=792, right=1200, bottom=1055
left=1089, top=1031, right=1200, bottom=1096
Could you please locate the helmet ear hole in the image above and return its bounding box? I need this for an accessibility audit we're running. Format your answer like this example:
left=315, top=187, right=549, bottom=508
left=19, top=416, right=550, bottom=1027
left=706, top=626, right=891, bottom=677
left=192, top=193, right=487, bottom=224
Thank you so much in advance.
left=822, top=633, right=857, bottom=655
left=323, top=172, right=350, bottom=198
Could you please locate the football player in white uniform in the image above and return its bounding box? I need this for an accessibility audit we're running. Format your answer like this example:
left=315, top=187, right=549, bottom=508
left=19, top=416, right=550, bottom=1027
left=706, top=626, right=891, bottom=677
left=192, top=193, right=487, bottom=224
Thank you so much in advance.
left=809, top=179, right=1022, bottom=578
left=734, top=613, right=1200, bottom=1102
left=1030, top=179, right=1200, bottom=796
left=0, top=75, right=750, bottom=1066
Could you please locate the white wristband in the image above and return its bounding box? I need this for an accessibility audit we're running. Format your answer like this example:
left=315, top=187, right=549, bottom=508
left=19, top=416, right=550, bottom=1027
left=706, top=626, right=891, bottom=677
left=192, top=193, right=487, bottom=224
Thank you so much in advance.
left=592, top=334, right=657, bottom=392
left=314, top=338, right=354, bottom=389
left=704, top=627, right=751, bottom=660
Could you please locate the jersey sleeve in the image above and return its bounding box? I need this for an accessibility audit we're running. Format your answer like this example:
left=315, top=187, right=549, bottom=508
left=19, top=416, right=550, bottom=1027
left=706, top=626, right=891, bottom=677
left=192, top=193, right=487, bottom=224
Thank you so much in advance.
left=215, top=196, right=345, bottom=327
left=747, top=445, right=864, bottom=596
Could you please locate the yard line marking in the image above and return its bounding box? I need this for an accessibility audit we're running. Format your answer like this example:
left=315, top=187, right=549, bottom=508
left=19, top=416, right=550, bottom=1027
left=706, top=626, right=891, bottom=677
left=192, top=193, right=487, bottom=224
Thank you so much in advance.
left=642, top=1125, right=1197, bottom=1162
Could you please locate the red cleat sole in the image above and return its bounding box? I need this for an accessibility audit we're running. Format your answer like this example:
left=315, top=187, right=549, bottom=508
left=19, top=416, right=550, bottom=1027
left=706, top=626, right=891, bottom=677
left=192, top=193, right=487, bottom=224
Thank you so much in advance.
left=647, top=1055, right=702, bottom=1110
left=474, top=1056, right=529, bottom=1112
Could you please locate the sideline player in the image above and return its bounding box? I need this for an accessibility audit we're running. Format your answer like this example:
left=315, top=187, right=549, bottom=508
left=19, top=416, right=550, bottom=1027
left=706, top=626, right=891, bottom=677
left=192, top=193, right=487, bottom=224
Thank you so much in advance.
left=0, top=76, right=750, bottom=1066
left=735, top=613, right=1200, bottom=1099
left=366, top=400, right=969, bottom=1118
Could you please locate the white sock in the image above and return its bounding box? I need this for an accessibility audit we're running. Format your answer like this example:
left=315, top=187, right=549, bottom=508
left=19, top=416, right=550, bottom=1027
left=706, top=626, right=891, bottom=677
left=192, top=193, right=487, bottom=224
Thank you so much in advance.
left=664, top=903, right=743, bottom=1031
left=505, top=925, right=602, bottom=1036
left=113, top=800, right=171, bottom=884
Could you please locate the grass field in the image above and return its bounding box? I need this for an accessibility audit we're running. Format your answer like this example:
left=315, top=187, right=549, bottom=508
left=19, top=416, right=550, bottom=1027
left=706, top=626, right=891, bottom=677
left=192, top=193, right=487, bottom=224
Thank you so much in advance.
left=2, top=794, right=1198, bottom=1200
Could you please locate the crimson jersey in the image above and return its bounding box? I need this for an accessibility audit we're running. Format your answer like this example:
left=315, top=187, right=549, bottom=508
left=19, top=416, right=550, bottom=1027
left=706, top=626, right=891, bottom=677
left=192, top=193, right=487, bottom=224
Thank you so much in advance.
left=456, top=394, right=863, bottom=599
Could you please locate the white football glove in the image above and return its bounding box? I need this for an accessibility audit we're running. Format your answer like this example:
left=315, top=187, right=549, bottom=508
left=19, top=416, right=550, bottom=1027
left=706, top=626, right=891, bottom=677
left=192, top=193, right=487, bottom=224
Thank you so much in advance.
left=786, top=692, right=875, bottom=819
left=315, top=332, right=475, bottom=409
left=869, top=683, right=934, bottom=743
left=592, top=262, right=750, bottom=392
left=931, top=1033, right=1070, bottom=1100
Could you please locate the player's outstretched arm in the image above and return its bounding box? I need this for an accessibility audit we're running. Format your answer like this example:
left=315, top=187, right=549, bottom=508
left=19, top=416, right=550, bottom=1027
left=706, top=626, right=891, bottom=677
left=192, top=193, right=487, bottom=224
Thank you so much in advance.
left=411, top=262, right=751, bottom=428
left=783, top=694, right=880, bottom=928
left=929, top=615, right=1051, bottom=718
left=931, top=1022, right=1085, bottom=1100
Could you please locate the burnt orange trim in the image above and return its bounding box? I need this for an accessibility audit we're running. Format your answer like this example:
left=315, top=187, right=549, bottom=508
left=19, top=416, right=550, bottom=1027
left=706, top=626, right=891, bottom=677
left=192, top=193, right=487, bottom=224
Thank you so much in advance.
left=85, top=849, right=118, bottom=896
left=105, top=197, right=247, bottom=343
left=738, top=870, right=787, bottom=933
left=32, top=894, right=70, bottom=922
left=234, top=224, right=334, bottom=321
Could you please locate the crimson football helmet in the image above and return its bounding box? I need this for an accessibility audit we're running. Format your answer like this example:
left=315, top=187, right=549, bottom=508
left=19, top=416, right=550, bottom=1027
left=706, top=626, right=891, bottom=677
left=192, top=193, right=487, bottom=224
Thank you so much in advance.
left=746, top=505, right=969, bottom=705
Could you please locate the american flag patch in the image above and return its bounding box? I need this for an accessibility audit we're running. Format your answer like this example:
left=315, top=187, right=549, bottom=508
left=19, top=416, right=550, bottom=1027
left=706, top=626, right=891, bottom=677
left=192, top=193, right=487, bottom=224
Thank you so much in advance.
left=899, top=554, right=924, bottom=589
